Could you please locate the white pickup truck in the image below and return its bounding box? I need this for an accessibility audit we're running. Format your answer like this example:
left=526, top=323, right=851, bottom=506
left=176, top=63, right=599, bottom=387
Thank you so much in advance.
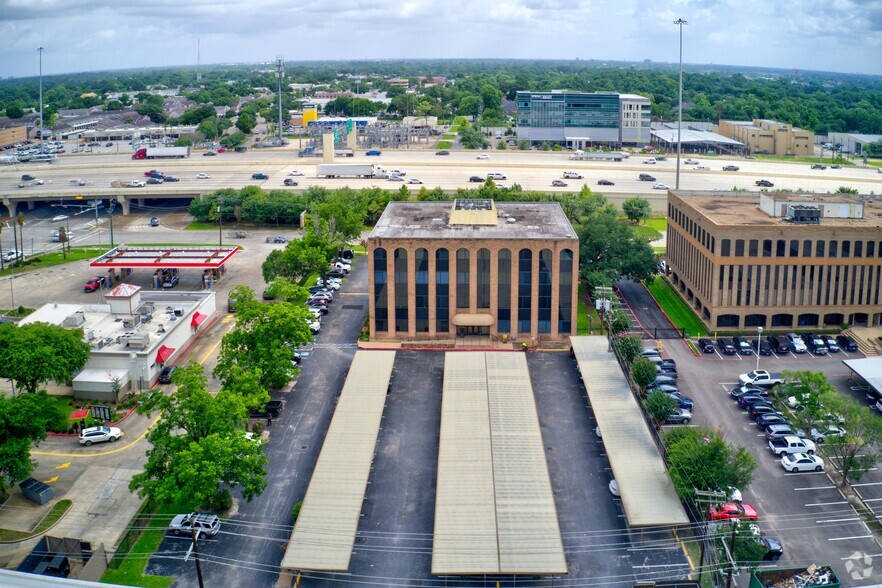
left=768, top=435, right=816, bottom=456
left=739, top=370, right=785, bottom=387
left=562, top=171, right=584, bottom=179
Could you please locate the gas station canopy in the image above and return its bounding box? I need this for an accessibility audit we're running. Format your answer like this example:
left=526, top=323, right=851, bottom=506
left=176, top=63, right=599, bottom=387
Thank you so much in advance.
left=90, top=246, right=239, bottom=269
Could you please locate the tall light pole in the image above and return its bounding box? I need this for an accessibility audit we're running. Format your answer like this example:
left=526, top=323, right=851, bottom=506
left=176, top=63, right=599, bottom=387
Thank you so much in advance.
left=38, top=47, right=45, bottom=149
left=276, top=57, right=285, bottom=144
left=674, top=18, right=687, bottom=190
left=755, top=326, right=763, bottom=371
left=217, top=205, right=222, bottom=247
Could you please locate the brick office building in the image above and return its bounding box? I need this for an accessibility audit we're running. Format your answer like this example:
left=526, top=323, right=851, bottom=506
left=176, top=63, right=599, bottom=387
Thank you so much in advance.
left=666, top=191, right=882, bottom=330
left=367, top=200, right=579, bottom=344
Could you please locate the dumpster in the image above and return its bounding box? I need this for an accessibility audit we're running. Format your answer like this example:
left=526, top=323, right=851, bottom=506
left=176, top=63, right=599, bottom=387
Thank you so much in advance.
left=19, top=478, right=53, bottom=505
left=749, top=564, right=840, bottom=588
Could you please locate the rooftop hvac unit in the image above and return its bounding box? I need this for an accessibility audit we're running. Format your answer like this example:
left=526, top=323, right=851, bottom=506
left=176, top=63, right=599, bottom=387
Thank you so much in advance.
left=91, top=338, right=105, bottom=350
left=786, top=205, right=821, bottom=224
left=62, top=311, right=86, bottom=328
left=122, top=315, right=141, bottom=328
left=173, top=308, right=183, bottom=317
left=126, top=333, right=150, bottom=349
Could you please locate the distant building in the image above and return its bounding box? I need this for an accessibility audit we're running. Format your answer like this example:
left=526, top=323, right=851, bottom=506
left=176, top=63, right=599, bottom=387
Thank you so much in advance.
left=826, top=132, right=882, bottom=155
left=367, top=200, right=579, bottom=345
left=666, top=191, right=882, bottom=331
left=516, top=91, right=651, bottom=148
left=0, top=125, right=28, bottom=149
left=388, top=78, right=410, bottom=88
left=718, top=119, right=814, bottom=156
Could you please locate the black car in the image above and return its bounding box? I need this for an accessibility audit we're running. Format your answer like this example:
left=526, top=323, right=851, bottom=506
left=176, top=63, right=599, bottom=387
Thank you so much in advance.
left=760, top=537, right=783, bottom=561
left=150, top=217, right=159, bottom=227
left=731, top=385, right=767, bottom=398
left=203, top=151, right=216, bottom=156
left=731, top=336, right=753, bottom=355
left=697, top=338, right=715, bottom=353
left=768, top=336, right=790, bottom=353
left=757, top=414, right=790, bottom=430
left=755, top=179, right=774, bottom=187
left=836, top=335, right=858, bottom=352
left=435, top=150, right=450, bottom=156
left=158, top=365, right=177, bottom=384
left=737, top=394, right=768, bottom=409
left=801, top=332, right=828, bottom=354
left=21, top=174, right=36, bottom=181
left=164, top=175, right=180, bottom=182
left=717, top=338, right=736, bottom=355
left=469, top=176, right=485, bottom=182
left=597, top=179, right=615, bottom=186
left=753, top=338, right=773, bottom=356
left=821, top=335, right=840, bottom=353
left=749, top=404, right=783, bottom=420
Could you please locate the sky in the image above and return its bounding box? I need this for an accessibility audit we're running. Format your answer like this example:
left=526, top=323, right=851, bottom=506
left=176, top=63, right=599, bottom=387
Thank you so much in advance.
left=2, top=0, right=882, bottom=79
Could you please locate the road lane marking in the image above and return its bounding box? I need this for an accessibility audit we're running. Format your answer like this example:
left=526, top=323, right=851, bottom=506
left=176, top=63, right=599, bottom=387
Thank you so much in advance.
left=43, top=475, right=58, bottom=483
left=33, top=413, right=161, bottom=457
left=55, top=462, right=71, bottom=469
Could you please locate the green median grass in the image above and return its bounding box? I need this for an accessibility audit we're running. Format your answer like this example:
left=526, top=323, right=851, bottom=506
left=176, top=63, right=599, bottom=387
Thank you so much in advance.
left=0, top=499, right=72, bottom=542
left=645, top=276, right=707, bottom=337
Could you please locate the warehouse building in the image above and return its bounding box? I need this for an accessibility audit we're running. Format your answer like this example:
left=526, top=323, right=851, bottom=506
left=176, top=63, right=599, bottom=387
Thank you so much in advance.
left=665, top=191, right=882, bottom=330
left=516, top=91, right=651, bottom=148
left=367, top=200, right=579, bottom=345
left=717, top=119, right=814, bottom=156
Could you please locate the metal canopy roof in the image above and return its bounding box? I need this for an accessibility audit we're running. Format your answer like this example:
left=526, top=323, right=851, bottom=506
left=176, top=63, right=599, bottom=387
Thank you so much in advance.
left=842, top=357, right=882, bottom=395
left=432, top=352, right=566, bottom=576
left=650, top=128, right=744, bottom=147
left=282, top=350, right=396, bottom=572
left=90, top=245, right=239, bottom=269
left=570, top=336, right=689, bottom=527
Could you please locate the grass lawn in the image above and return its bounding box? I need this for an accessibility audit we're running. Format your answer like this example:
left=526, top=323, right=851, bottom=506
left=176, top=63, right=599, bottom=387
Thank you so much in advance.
left=680, top=535, right=714, bottom=588
left=576, top=284, right=604, bottom=335
left=755, top=154, right=853, bottom=166
left=645, top=217, right=667, bottom=232
left=52, top=396, right=97, bottom=429
left=183, top=222, right=217, bottom=230
left=633, top=225, right=663, bottom=242
left=437, top=140, right=453, bottom=149
left=101, top=500, right=188, bottom=588
left=0, top=246, right=105, bottom=279
left=0, top=499, right=72, bottom=542
left=645, top=276, right=707, bottom=337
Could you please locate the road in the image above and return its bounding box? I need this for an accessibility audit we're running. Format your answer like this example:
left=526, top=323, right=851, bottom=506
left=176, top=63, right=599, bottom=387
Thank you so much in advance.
left=3, top=147, right=882, bottom=214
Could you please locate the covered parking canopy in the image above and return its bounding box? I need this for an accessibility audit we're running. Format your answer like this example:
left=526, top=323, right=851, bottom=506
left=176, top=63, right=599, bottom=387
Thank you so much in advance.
left=90, top=245, right=239, bottom=269
left=842, top=357, right=882, bottom=398
left=570, top=336, right=689, bottom=527
left=650, top=128, right=744, bottom=153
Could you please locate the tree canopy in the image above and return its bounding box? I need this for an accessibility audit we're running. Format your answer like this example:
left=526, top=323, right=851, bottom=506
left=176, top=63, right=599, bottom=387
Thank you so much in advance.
left=0, top=392, right=67, bottom=496
left=0, top=322, right=90, bottom=394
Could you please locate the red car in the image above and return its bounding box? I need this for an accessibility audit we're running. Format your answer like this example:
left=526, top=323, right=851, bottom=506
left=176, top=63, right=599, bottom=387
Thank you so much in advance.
left=144, top=169, right=162, bottom=177
left=217, top=147, right=227, bottom=153
left=84, top=276, right=106, bottom=292
left=709, top=502, right=758, bottom=521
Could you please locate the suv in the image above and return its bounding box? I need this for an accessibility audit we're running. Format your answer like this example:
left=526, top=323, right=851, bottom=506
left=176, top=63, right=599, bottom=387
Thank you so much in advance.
left=487, top=172, right=507, bottom=180
left=638, top=173, right=656, bottom=181
left=716, top=338, right=736, bottom=355
left=836, top=335, right=858, bottom=352
left=168, top=513, right=221, bottom=537
left=786, top=333, right=807, bottom=353
left=801, top=333, right=828, bottom=355
left=251, top=172, right=269, bottom=180
left=283, top=178, right=298, bottom=186
left=755, top=179, right=774, bottom=187
left=768, top=336, right=789, bottom=353
left=79, top=425, right=122, bottom=446
left=731, top=336, right=753, bottom=355
left=821, top=335, right=840, bottom=353
left=810, top=164, right=827, bottom=170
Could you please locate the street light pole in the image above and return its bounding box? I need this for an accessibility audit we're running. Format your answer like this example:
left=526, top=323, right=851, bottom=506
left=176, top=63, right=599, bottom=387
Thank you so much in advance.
left=276, top=57, right=285, bottom=145
left=108, top=199, right=116, bottom=248
left=38, top=47, right=44, bottom=149
left=217, top=205, right=222, bottom=247
left=756, top=326, right=763, bottom=371
left=674, top=18, right=688, bottom=190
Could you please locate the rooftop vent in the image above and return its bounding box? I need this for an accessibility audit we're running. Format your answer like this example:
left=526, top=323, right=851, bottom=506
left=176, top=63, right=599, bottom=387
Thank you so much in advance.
left=786, top=205, right=821, bottom=224
left=62, top=311, right=86, bottom=328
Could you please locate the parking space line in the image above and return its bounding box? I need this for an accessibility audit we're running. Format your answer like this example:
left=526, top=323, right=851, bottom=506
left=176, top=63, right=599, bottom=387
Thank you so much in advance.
left=794, top=485, right=836, bottom=490
left=784, top=471, right=828, bottom=477
left=860, top=498, right=882, bottom=502
left=816, top=517, right=860, bottom=523
left=851, top=481, right=882, bottom=487
left=806, top=501, right=847, bottom=507
left=829, top=535, right=873, bottom=541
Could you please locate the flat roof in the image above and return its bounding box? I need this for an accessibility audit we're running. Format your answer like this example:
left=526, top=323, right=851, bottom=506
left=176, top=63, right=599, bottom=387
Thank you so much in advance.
left=90, top=245, right=239, bottom=269
left=282, top=350, right=396, bottom=572
left=672, top=192, right=882, bottom=229
left=570, top=336, right=689, bottom=527
left=369, top=202, right=578, bottom=241
left=433, top=352, right=566, bottom=575
left=651, top=128, right=744, bottom=147
left=842, top=357, right=882, bottom=395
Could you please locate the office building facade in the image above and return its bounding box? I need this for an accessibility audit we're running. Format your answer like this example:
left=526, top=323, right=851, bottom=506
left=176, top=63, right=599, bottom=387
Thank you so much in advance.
left=666, top=191, right=882, bottom=330
left=717, top=119, right=814, bottom=156
left=516, top=91, right=651, bottom=148
left=367, top=200, right=579, bottom=344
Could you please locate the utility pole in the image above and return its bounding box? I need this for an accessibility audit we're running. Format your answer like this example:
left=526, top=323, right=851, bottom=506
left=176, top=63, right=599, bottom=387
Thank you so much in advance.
left=694, top=488, right=727, bottom=585
left=276, top=57, right=285, bottom=145
left=725, top=520, right=738, bottom=588
left=38, top=47, right=45, bottom=149
left=674, top=19, right=687, bottom=190
left=108, top=199, right=116, bottom=248
left=191, top=529, right=205, bottom=588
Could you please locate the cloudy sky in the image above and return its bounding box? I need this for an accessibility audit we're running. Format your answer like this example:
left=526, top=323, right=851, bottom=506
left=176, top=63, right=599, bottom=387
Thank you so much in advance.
left=3, top=0, right=881, bottom=78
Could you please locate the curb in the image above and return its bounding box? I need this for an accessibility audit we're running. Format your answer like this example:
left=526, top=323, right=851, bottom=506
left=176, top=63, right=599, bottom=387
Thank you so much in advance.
left=0, top=500, right=73, bottom=545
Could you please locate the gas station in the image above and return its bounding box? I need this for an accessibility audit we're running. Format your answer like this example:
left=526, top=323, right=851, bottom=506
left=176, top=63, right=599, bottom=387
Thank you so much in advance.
left=89, top=245, right=239, bottom=290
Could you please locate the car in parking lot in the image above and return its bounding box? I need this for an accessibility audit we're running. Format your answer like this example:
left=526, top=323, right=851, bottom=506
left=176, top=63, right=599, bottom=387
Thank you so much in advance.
left=597, top=179, right=615, bottom=186
left=731, top=336, right=753, bottom=355
left=765, top=425, right=798, bottom=440
left=801, top=333, right=828, bottom=354
left=749, top=404, right=783, bottom=420
left=730, top=385, right=767, bottom=398
left=79, top=425, right=122, bottom=446
left=646, top=384, right=680, bottom=395
left=162, top=275, right=179, bottom=288
left=709, top=502, right=758, bottom=521
left=83, top=276, right=107, bottom=292
left=781, top=453, right=824, bottom=472
left=697, top=338, right=714, bottom=353
left=158, top=365, right=177, bottom=384
left=810, top=424, right=845, bottom=443
left=821, top=335, right=840, bottom=352
left=665, top=408, right=692, bottom=424
left=737, top=393, right=768, bottom=409
left=716, top=338, right=737, bottom=355
left=836, top=335, right=858, bottom=352
left=768, top=336, right=790, bottom=353
left=757, top=414, right=790, bottom=430
left=786, top=332, right=807, bottom=353
left=666, top=392, right=694, bottom=410
left=768, top=435, right=816, bottom=455
left=753, top=339, right=772, bottom=355
left=168, top=513, right=221, bottom=537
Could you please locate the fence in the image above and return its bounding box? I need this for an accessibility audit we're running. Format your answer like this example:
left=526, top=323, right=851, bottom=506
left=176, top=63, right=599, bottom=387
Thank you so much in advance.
left=106, top=499, right=153, bottom=570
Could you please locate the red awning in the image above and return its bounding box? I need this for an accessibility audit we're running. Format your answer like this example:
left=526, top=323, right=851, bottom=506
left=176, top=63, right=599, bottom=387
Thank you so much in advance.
left=155, top=345, right=175, bottom=364
left=191, top=312, right=207, bottom=327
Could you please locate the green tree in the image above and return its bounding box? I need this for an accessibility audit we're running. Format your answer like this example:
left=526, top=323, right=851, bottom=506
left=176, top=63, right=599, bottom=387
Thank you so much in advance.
left=577, top=207, right=657, bottom=285
left=622, top=197, right=652, bottom=224
left=605, top=309, right=631, bottom=337
left=782, top=370, right=838, bottom=434
left=131, top=363, right=267, bottom=510
left=174, top=137, right=193, bottom=147
left=197, top=119, right=218, bottom=140
left=0, top=392, right=66, bottom=496
left=262, top=234, right=333, bottom=285
left=664, top=426, right=756, bottom=504
left=0, top=322, right=90, bottom=394
left=817, top=391, right=882, bottom=486
left=615, top=334, right=643, bottom=365
left=236, top=111, right=256, bottom=134
left=631, top=357, right=658, bottom=389
left=5, top=102, right=24, bottom=119
left=645, top=391, right=679, bottom=429
left=496, top=140, right=507, bottom=150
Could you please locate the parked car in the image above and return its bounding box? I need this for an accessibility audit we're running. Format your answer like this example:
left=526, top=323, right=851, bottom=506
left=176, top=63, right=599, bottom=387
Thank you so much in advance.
left=597, top=179, right=615, bottom=186
left=765, top=425, right=798, bottom=440
left=646, top=384, right=680, bottom=395
left=757, top=414, right=790, bottom=430
left=665, top=408, right=692, bottom=424
left=821, top=335, right=840, bottom=352
left=749, top=404, right=783, bottom=419
left=810, top=424, right=845, bottom=443
left=84, top=276, right=106, bottom=292
left=667, top=392, right=694, bottom=410
left=753, top=339, right=773, bottom=356
left=801, top=333, right=828, bottom=355
left=697, top=338, right=714, bottom=353
left=836, top=335, right=858, bottom=352
left=651, top=375, right=677, bottom=388
left=168, top=513, right=221, bottom=537
left=737, top=394, right=768, bottom=409
left=709, top=502, right=758, bottom=521
left=731, top=385, right=767, bottom=399
left=781, top=453, right=824, bottom=472
left=79, top=425, right=122, bottom=446
left=366, top=150, right=382, bottom=156
left=786, top=332, right=808, bottom=353
left=162, top=275, right=179, bottom=288
left=158, top=366, right=177, bottom=384
left=731, top=336, right=753, bottom=355
left=716, top=338, right=737, bottom=355
left=768, top=336, right=790, bottom=353
left=768, top=435, right=816, bottom=455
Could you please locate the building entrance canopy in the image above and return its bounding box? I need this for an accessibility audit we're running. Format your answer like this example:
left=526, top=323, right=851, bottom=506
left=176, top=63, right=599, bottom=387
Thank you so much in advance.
left=451, top=313, right=495, bottom=327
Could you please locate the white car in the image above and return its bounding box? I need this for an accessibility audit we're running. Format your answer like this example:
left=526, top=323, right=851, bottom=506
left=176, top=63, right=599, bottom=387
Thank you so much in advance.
left=70, top=179, right=87, bottom=186
left=79, top=425, right=122, bottom=446
left=51, top=214, right=69, bottom=222
left=476, top=154, right=490, bottom=159
left=684, top=158, right=699, bottom=165
left=2, top=250, right=22, bottom=262
left=653, top=183, right=671, bottom=190
left=810, top=425, right=845, bottom=443
left=781, top=452, right=824, bottom=472
left=786, top=332, right=808, bottom=353
left=288, top=170, right=304, bottom=176
left=609, top=479, right=620, bottom=497
left=695, top=165, right=710, bottom=170
left=308, top=318, right=321, bottom=334
left=487, top=172, right=506, bottom=180
left=127, top=180, right=146, bottom=188
left=196, top=173, right=211, bottom=179
left=407, top=178, right=423, bottom=184
left=643, top=158, right=657, bottom=164
left=386, top=168, right=405, bottom=176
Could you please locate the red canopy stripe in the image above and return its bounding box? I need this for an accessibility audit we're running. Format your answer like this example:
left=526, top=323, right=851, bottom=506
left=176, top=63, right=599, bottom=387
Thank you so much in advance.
left=155, top=345, right=175, bottom=363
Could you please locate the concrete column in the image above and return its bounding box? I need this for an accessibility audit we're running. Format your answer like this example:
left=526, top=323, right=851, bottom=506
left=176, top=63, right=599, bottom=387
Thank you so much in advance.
left=428, top=248, right=437, bottom=337
left=489, top=247, right=499, bottom=338
left=2, top=198, right=14, bottom=217
left=116, top=195, right=130, bottom=215
left=26, top=200, right=35, bottom=210
left=407, top=247, right=416, bottom=338
left=322, top=134, right=334, bottom=163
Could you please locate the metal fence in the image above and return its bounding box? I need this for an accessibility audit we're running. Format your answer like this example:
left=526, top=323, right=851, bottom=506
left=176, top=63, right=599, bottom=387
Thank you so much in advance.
left=106, top=499, right=153, bottom=570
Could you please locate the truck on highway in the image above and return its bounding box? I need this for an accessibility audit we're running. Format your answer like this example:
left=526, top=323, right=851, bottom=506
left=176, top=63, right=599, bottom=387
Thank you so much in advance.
left=316, top=164, right=388, bottom=178
left=739, top=370, right=785, bottom=388
left=131, top=147, right=190, bottom=160
left=0, top=155, right=19, bottom=165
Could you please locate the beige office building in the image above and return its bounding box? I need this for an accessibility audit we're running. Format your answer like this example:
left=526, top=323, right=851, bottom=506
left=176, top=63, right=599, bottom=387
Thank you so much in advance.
left=367, top=200, right=579, bottom=345
left=718, top=119, right=814, bottom=156
left=666, top=191, right=882, bottom=330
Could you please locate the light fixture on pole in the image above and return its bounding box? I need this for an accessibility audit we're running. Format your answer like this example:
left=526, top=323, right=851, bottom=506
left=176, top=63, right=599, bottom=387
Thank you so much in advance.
left=674, top=18, right=687, bottom=190
left=756, top=326, right=763, bottom=371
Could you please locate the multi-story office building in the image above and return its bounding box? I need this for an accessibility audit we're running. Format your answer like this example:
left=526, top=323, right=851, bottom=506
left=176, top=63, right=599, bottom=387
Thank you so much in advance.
left=516, top=91, right=651, bottom=148
left=367, top=199, right=579, bottom=344
left=717, top=119, right=814, bottom=156
left=666, top=191, right=882, bottom=330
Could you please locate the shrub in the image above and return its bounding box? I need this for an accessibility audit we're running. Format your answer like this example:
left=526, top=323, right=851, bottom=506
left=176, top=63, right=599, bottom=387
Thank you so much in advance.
left=616, top=335, right=643, bottom=364
left=252, top=421, right=264, bottom=435
left=840, top=322, right=850, bottom=330
left=204, top=489, right=233, bottom=513
left=631, top=357, right=658, bottom=389
left=291, top=501, right=302, bottom=522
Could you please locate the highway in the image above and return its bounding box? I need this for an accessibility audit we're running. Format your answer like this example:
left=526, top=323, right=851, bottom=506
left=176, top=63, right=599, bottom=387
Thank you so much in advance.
left=2, top=146, right=882, bottom=214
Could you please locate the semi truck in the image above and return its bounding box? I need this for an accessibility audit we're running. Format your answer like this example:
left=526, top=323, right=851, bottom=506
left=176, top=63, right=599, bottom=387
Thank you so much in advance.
left=316, top=164, right=388, bottom=178
left=132, top=147, right=190, bottom=160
